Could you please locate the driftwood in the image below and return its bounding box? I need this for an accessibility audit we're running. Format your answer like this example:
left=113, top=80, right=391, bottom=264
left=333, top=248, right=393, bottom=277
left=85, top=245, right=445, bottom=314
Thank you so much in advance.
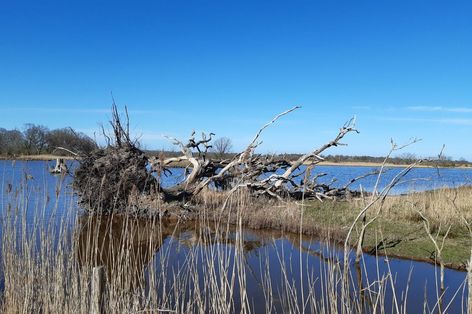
left=49, top=158, right=68, bottom=175
left=73, top=104, right=364, bottom=214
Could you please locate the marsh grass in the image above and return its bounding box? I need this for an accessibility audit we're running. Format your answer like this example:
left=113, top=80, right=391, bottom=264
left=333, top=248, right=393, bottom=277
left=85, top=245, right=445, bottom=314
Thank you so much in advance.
left=302, top=186, right=472, bottom=267
left=0, top=181, right=469, bottom=313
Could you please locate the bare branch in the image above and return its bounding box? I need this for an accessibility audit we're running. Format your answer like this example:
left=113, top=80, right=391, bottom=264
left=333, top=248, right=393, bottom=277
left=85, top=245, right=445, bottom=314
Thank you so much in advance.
left=245, top=106, right=301, bottom=156
left=53, top=146, right=79, bottom=157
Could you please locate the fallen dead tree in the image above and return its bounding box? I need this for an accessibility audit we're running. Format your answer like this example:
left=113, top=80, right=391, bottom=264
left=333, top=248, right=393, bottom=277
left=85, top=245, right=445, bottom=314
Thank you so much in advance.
left=74, top=104, right=365, bottom=214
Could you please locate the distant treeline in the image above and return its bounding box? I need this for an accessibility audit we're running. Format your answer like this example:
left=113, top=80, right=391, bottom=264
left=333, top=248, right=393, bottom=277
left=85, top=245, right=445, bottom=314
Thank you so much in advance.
left=321, top=154, right=471, bottom=167
left=2, top=125, right=470, bottom=168
left=273, top=153, right=471, bottom=167
left=0, top=124, right=97, bottom=156
left=146, top=150, right=471, bottom=168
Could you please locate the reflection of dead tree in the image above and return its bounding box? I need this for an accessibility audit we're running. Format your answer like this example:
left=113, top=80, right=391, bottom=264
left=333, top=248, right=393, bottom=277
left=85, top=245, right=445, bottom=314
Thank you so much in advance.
left=76, top=215, right=177, bottom=289
left=284, top=232, right=341, bottom=267
left=177, top=224, right=264, bottom=253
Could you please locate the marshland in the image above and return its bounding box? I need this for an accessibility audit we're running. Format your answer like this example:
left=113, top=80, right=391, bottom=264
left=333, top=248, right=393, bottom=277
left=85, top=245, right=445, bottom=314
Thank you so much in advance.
left=1, top=106, right=472, bottom=314
left=2, top=2, right=472, bottom=313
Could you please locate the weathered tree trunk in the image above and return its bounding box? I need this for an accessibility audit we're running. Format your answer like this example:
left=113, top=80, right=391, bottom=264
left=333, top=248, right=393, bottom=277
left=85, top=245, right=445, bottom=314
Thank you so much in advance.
left=50, top=158, right=68, bottom=174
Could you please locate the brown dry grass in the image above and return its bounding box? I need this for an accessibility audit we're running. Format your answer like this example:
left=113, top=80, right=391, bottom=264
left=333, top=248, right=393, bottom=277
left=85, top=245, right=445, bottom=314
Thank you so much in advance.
left=380, top=186, right=472, bottom=227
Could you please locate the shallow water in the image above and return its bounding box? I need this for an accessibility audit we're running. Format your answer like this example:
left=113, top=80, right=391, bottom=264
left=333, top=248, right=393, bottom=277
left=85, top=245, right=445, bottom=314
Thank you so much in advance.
left=74, top=216, right=468, bottom=313
left=0, top=160, right=470, bottom=312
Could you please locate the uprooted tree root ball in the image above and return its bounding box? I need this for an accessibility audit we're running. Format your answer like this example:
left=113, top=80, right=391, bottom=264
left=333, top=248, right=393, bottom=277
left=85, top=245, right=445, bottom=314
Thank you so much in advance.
left=74, top=145, right=157, bottom=213
left=73, top=104, right=367, bottom=215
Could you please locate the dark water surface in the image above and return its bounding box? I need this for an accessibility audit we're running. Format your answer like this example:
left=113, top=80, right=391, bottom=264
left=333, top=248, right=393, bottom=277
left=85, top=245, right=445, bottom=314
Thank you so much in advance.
left=1, top=160, right=471, bottom=312
left=72, top=216, right=468, bottom=313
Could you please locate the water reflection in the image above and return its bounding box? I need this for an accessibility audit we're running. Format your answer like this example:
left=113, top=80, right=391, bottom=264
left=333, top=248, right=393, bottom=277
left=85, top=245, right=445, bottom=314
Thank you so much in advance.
left=74, top=215, right=467, bottom=313
left=76, top=216, right=266, bottom=272
left=76, top=215, right=180, bottom=288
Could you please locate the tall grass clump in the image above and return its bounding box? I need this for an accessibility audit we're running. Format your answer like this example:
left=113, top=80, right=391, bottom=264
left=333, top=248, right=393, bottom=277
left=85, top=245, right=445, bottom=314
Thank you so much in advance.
left=0, top=175, right=469, bottom=313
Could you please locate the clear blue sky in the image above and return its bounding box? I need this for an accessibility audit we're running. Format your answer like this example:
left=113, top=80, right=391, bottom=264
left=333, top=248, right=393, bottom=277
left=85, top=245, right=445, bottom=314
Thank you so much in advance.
left=1, top=1, right=471, bottom=159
